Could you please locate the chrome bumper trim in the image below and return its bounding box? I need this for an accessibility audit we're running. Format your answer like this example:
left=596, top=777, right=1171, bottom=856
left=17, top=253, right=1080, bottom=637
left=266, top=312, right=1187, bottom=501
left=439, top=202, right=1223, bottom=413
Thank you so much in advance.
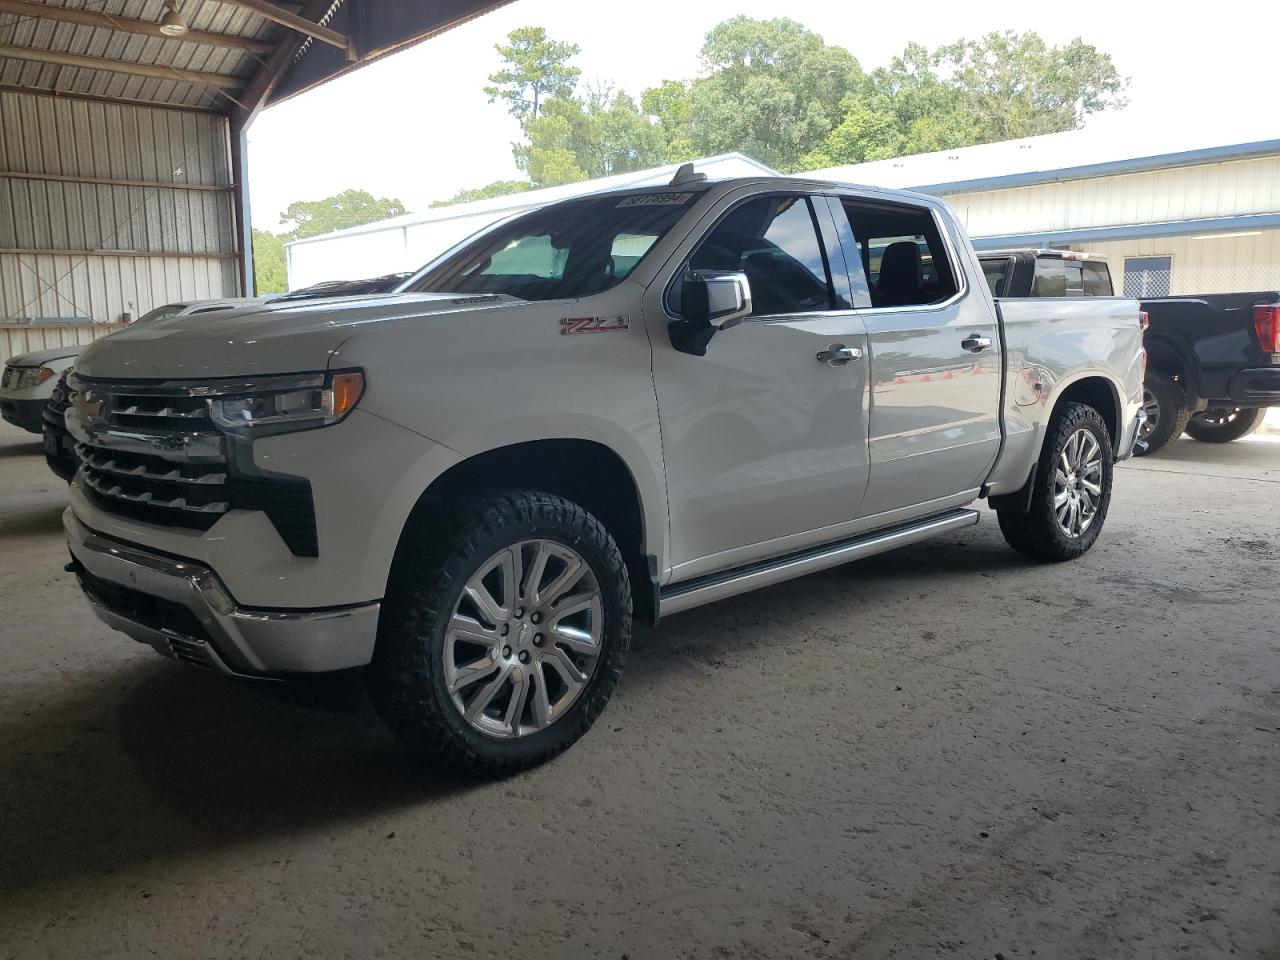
left=65, top=508, right=379, bottom=676
left=1121, top=409, right=1147, bottom=460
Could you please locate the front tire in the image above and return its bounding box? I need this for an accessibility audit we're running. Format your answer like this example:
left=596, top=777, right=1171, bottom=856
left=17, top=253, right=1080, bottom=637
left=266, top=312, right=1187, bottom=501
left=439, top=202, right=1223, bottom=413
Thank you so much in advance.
left=1184, top=406, right=1265, bottom=443
left=368, top=489, right=631, bottom=774
left=997, top=401, right=1114, bottom=562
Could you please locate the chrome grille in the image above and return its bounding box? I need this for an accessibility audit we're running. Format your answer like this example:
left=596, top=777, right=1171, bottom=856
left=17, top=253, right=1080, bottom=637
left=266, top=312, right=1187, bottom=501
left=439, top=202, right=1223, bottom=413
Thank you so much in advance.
left=108, top=392, right=213, bottom=431
left=73, top=381, right=230, bottom=529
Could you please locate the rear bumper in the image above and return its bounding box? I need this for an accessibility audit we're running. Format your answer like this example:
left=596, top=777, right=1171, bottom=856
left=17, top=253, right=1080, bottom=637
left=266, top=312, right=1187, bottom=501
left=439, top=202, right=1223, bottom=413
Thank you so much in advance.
left=0, top=396, right=45, bottom=433
left=1226, top=367, right=1280, bottom=406
left=65, top=508, right=380, bottom=678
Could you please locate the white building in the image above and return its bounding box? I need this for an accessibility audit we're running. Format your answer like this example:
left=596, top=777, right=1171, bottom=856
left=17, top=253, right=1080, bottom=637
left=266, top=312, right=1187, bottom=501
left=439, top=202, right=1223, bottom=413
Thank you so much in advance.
left=811, top=124, right=1280, bottom=297
left=285, top=153, right=778, bottom=289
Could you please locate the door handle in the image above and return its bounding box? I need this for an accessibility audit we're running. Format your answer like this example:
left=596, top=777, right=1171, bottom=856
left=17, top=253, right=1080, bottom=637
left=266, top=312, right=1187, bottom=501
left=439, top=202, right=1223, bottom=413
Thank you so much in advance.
left=816, top=344, right=862, bottom=366
left=961, top=334, right=993, bottom=353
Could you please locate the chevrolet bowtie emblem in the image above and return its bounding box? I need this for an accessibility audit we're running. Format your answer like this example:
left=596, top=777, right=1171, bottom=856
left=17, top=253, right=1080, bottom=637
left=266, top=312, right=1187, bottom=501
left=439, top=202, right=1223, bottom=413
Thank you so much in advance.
left=73, top=390, right=102, bottom=422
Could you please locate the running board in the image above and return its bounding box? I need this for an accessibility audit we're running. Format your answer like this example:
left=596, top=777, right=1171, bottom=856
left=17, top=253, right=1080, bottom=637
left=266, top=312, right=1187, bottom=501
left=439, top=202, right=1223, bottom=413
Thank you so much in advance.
left=658, top=508, right=981, bottom=617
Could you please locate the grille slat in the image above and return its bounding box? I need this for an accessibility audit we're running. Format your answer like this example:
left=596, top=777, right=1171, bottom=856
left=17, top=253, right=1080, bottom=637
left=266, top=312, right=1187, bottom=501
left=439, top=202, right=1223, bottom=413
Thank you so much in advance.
left=109, top=393, right=213, bottom=431
left=77, top=443, right=226, bottom=485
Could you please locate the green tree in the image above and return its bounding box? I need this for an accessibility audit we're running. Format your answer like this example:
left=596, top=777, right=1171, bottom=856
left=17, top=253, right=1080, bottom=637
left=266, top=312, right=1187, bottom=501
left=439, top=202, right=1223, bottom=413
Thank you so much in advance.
left=251, top=228, right=288, bottom=295
left=799, top=99, right=904, bottom=169
left=801, top=31, right=1127, bottom=170
left=640, top=79, right=697, bottom=163
left=516, top=88, right=665, bottom=187
left=280, top=189, right=407, bottom=240
left=672, top=17, right=865, bottom=171
left=483, top=26, right=581, bottom=125
left=936, top=31, right=1127, bottom=141
left=429, top=180, right=532, bottom=208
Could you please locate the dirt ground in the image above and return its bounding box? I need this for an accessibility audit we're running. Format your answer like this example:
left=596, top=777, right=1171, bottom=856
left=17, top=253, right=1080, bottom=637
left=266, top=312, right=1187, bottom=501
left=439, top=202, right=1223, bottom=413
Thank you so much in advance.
left=1, top=416, right=1278, bottom=960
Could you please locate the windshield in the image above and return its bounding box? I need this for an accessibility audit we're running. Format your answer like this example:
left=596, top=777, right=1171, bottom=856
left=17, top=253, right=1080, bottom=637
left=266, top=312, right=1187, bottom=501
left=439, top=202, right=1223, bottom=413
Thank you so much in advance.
left=405, top=191, right=703, bottom=301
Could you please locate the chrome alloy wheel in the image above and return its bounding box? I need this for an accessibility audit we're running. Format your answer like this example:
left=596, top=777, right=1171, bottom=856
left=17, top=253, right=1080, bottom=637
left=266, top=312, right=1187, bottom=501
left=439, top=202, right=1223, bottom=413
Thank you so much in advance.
left=1139, top=389, right=1160, bottom=439
left=443, top=539, right=603, bottom=739
left=1054, top=428, right=1104, bottom=539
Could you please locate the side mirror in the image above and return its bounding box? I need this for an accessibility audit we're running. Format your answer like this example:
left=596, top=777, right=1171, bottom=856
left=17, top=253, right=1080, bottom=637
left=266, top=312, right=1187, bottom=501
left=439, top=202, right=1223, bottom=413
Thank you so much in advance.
left=684, top=271, right=752, bottom=330
left=671, top=272, right=752, bottom=356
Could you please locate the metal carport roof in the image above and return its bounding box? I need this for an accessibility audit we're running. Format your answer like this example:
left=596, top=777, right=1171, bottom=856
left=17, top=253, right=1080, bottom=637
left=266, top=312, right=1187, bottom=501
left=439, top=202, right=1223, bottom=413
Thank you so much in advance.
left=0, top=0, right=513, bottom=292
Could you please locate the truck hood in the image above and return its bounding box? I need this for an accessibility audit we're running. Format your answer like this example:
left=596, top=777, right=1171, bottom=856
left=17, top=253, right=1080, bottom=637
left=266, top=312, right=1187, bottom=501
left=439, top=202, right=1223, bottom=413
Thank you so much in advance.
left=73, top=292, right=521, bottom=380
left=5, top=343, right=84, bottom=367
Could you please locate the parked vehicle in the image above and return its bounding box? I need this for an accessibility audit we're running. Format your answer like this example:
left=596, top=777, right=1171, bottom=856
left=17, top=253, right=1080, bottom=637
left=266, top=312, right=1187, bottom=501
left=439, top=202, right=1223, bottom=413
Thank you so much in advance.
left=978, top=249, right=1114, bottom=298
left=22, top=299, right=275, bottom=480
left=1138, top=292, right=1280, bottom=453
left=276, top=272, right=412, bottom=300
left=61, top=171, right=1146, bottom=772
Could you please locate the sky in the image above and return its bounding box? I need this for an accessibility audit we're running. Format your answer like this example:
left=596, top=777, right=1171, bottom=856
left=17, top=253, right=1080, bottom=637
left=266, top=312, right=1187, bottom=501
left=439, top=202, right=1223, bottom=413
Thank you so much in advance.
left=245, top=0, right=1280, bottom=233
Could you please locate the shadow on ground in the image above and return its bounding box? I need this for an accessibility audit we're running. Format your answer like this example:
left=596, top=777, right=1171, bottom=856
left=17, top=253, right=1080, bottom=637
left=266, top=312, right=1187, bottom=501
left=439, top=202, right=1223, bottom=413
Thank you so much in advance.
left=0, top=499, right=65, bottom=538
left=0, top=659, right=479, bottom=889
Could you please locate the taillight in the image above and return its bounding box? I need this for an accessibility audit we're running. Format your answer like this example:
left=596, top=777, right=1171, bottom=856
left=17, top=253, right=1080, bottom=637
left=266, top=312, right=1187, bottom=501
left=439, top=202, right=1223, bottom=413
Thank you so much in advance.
left=1254, top=305, right=1280, bottom=353
left=1138, top=310, right=1149, bottom=332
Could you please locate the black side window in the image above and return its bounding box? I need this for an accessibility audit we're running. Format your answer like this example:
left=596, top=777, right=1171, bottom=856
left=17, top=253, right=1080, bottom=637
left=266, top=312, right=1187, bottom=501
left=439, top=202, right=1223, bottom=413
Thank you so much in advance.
left=680, top=196, right=834, bottom=317
left=981, top=258, right=1014, bottom=297
left=841, top=199, right=959, bottom=308
left=1082, top=261, right=1113, bottom=296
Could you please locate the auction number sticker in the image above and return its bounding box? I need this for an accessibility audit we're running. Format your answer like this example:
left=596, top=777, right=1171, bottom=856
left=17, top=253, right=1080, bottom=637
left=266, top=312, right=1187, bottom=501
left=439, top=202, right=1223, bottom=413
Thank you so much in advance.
left=616, top=193, right=693, bottom=207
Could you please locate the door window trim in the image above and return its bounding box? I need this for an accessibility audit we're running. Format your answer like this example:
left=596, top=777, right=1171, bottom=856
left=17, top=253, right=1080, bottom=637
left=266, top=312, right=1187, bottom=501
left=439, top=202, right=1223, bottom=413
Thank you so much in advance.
left=830, top=193, right=971, bottom=316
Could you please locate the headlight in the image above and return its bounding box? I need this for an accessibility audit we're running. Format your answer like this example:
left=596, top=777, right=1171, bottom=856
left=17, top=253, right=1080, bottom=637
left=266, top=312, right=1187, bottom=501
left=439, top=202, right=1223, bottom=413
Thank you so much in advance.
left=208, top=370, right=364, bottom=431
left=15, top=366, right=55, bottom=389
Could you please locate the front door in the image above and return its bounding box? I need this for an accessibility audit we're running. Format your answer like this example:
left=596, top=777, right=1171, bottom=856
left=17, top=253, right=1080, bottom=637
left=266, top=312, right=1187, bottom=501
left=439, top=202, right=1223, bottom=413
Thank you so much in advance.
left=835, top=196, right=1002, bottom=519
left=648, top=193, right=871, bottom=580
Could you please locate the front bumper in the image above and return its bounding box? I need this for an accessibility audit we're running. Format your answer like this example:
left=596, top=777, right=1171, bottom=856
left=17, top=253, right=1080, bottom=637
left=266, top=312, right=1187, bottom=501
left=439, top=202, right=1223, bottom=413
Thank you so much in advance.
left=65, top=508, right=380, bottom=677
left=0, top=396, right=45, bottom=433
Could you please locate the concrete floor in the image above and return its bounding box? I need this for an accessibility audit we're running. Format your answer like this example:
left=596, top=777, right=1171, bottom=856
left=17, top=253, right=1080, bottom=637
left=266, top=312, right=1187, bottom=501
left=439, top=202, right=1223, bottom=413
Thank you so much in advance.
left=1, top=418, right=1278, bottom=960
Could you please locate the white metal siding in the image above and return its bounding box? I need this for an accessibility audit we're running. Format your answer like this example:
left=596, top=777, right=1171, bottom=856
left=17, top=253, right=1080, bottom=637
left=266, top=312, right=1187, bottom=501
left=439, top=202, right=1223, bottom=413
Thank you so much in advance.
left=0, top=89, right=239, bottom=328
left=1071, top=229, right=1280, bottom=296
left=943, top=155, right=1280, bottom=238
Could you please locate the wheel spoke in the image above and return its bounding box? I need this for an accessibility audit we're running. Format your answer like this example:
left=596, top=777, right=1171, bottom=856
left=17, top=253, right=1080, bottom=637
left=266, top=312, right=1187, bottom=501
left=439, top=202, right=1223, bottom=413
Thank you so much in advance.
left=542, top=645, right=588, bottom=691
left=447, top=654, right=500, bottom=693
left=1080, top=477, right=1103, bottom=497
left=538, top=554, right=585, bottom=607
left=448, top=613, right=499, bottom=649
left=522, top=541, right=552, bottom=604
left=503, top=669, right=529, bottom=733
left=465, top=663, right=513, bottom=722
left=1054, top=488, right=1071, bottom=509
left=530, top=666, right=553, bottom=729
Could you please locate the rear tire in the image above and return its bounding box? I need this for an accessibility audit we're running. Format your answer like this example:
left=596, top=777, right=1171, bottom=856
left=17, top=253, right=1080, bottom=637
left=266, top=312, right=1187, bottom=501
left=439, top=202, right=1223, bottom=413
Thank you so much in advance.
left=1184, top=406, right=1265, bottom=443
left=997, top=401, right=1114, bottom=562
left=368, top=488, right=631, bottom=775
left=1135, top=370, right=1192, bottom=456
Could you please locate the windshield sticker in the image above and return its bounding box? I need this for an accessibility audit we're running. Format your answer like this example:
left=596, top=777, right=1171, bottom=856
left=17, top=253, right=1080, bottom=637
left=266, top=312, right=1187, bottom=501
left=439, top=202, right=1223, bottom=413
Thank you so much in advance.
left=561, top=315, right=629, bottom=335
left=616, top=193, right=693, bottom=208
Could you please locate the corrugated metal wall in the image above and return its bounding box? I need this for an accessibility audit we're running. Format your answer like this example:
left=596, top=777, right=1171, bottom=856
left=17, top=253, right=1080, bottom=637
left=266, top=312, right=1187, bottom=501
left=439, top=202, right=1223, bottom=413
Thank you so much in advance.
left=1071, top=229, right=1280, bottom=296
left=0, top=88, right=239, bottom=327
left=943, top=155, right=1280, bottom=238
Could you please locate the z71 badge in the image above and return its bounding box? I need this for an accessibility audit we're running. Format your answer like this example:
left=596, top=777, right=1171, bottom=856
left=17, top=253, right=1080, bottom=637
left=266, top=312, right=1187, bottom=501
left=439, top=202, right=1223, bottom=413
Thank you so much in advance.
left=560, top=315, right=629, bottom=335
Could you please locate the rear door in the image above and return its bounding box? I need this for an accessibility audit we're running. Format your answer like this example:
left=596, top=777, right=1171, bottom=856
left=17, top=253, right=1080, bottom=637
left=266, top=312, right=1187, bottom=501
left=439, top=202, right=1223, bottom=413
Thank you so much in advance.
left=834, top=194, right=1003, bottom=519
left=647, top=190, right=871, bottom=579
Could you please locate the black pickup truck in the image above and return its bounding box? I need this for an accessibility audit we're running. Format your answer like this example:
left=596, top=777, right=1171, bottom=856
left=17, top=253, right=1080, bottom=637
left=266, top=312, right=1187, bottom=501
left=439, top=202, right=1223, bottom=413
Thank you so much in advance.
left=1139, top=292, right=1280, bottom=453
left=979, top=250, right=1279, bottom=454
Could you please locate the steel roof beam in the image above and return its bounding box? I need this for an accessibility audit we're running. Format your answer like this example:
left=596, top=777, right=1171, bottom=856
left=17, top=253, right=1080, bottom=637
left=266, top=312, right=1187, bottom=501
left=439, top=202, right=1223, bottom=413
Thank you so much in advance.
left=215, top=0, right=348, bottom=50
left=0, top=43, right=244, bottom=89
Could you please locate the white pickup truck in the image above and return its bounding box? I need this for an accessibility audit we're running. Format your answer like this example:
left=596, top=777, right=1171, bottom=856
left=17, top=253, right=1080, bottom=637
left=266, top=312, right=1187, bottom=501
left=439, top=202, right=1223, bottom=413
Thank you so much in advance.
left=63, top=170, right=1146, bottom=772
